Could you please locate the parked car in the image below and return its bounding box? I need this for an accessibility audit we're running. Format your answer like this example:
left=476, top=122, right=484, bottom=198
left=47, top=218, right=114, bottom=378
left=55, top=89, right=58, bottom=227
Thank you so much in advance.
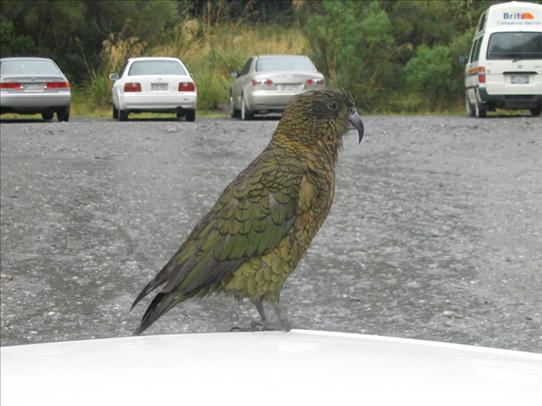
left=0, top=57, right=71, bottom=122
left=463, top=1, right=542, bottom=118
left=110, top=57, right=197, bottom=121
left=230, top=55, right=325, bottom=120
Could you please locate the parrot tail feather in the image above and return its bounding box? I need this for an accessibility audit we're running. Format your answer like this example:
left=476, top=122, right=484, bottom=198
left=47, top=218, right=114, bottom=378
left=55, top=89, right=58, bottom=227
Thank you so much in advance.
left=130, top=277, right=166, bottom=311
left=133, top=291, right=181, bottom=335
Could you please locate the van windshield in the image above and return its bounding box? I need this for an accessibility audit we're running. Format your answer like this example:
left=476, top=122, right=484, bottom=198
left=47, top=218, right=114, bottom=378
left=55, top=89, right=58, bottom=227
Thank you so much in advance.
left=487, top=32, right=542, bottom=60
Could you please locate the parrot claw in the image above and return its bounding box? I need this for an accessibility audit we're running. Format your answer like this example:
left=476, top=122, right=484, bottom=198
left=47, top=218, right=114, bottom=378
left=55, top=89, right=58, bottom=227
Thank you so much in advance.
left=230, top=319, right=291, bottom=332
left=255, top=319, right=291, bottom=332
left=229, top=322, right=267, bottom=332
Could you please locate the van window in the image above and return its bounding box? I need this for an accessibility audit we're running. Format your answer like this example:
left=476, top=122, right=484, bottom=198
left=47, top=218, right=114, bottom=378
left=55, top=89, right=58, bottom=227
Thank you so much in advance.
left=470, top=38, right=483, bottom=63
left=469, top=40, right=478, bottom=62
left=477, top=13, right=486, bottom=33
left=487, top=32, right=542, bottom=60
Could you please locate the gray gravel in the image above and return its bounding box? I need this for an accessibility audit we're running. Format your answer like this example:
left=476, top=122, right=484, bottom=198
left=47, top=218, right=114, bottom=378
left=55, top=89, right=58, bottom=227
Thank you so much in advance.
left=1, top=115, right=541, bottom=352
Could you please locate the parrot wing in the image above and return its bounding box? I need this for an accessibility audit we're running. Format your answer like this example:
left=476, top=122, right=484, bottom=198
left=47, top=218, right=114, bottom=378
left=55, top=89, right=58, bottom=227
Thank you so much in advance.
left=132, top=151, right=303, bottom=334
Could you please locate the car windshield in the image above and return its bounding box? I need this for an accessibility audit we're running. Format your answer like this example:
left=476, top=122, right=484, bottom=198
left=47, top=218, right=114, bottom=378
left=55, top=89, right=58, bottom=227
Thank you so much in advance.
left=0, top=60, right=61, bottom=75
left=128, top=60, right=187, bottom=76
left=256, top=56, right=316, bottom=72
left=487, top=32, right=542, bottom=60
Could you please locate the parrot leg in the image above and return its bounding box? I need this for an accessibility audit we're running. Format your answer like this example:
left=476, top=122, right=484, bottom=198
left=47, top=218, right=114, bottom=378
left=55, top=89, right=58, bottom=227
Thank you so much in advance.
left=253, top=298, right=267, bottom=322
left=271, top=302, right=291, bottom=331
left=253, top=301, right=291, bottom=331
left=230, top=299, right=267, bottom=332
left=249, top=298, right=269, bottom=331
left=230, top=300, right=291, bottom=332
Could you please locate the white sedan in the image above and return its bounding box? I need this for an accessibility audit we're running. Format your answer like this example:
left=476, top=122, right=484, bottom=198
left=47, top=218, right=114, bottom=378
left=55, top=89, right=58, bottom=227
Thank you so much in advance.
left=110, top=57, right=197, bottom=121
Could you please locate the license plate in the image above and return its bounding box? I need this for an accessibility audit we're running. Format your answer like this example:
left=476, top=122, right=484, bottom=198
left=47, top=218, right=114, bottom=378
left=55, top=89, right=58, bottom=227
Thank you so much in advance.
left=23, top=83, right=44, bottom=90
left=511, top=75, right=529, bottom=84
left=277, top=84, right=302, bottom=91
left=151, top=83, right=168, bottom=91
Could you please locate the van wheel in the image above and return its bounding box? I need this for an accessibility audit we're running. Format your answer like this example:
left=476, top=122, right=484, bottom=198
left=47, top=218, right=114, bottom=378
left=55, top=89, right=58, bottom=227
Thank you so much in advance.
left=530, top=107, right=541, bottom=117
left=465, top=94, right=475, bottom=117
left=474, top=99, right=487, bottom=118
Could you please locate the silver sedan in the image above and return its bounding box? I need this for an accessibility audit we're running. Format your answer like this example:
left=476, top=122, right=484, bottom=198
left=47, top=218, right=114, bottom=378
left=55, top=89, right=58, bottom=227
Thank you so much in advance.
left=0, top=57, right=71, bottom=121
left=229, top=55, right=325, bottom=120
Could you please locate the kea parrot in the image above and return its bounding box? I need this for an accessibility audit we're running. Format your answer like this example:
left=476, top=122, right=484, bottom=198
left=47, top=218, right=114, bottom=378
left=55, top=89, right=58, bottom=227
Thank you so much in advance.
left=132, top=88, right=364, bottom=334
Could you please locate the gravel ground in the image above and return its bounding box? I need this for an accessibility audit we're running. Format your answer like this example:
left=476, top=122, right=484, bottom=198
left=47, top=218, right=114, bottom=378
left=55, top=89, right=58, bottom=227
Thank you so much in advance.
left=1, top=115, right=541, bottom=352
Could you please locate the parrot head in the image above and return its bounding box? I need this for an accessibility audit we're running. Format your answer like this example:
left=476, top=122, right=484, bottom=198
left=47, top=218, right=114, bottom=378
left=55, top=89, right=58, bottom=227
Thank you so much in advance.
left=275, top=88, right=364, bottom=146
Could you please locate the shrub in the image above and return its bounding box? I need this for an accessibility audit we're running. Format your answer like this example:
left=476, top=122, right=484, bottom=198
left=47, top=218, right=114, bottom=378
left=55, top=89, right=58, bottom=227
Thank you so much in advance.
left=301, top=1, right=398, bottom=111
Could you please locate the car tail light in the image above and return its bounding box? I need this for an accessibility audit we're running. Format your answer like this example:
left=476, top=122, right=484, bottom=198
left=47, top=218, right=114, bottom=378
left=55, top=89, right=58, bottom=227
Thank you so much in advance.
left=251, top=79, right=274, bottom=89
left=0, top=82, right=21, bottom=89
left=178, top=82, right=196, bottom=92
left=478, top=67, right=486, bottom=84
left=124, top=83, right=142, bottom=92
left=46, top=81, right=70, bottom=89
left=304, top=78, right=325, bottom=89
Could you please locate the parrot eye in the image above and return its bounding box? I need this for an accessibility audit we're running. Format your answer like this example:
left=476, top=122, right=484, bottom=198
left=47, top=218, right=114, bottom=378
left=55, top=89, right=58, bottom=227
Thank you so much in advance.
left=327, top=102, right=338, bottom=111
left=349, top=107, right=356, bottom=115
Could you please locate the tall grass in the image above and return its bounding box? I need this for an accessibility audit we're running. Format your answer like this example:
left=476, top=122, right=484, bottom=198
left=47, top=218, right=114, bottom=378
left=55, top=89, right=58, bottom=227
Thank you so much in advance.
left=83, top=21, right=306, bottom=111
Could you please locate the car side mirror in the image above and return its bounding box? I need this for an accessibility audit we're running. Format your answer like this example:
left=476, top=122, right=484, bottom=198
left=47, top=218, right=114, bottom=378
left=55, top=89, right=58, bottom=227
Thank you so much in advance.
left=458, top=55, right=467, bottom=65
left=109, top=73, right=119, bottom=81
left=230, top=71, right=239, bottom=79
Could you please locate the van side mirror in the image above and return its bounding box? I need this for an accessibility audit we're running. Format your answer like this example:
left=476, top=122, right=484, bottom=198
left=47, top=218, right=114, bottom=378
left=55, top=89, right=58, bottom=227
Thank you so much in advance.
left=458, top=55, right=467, bottom=65
left=109, top=73, right=119, bottom=81
left=230, top=71, right=239, bottom=79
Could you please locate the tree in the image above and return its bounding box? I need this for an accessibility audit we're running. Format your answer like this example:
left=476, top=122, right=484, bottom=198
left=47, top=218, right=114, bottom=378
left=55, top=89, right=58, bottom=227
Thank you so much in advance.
left=0, top=16, right=34, bottom=57
left=301, top=1, right=398, bottom=110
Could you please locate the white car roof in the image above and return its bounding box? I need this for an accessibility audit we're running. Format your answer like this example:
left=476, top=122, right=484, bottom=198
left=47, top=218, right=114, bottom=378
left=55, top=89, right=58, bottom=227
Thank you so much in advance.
left=127, top=57, right=184, bottom=62
left=2, top=330, right=541, bottom=406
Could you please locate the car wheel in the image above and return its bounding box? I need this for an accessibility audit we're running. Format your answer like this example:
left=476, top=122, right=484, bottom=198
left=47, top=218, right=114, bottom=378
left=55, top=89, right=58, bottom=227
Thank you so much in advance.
left=57, top=106, right=70, bottom=122
left=230, top=96, right=240, bottom=118
left=474, top=98, right=487, bottom=118
left=529, top=107, right=541, bottom=117
left=42, top=110, right=54, bottom=121
left=241, top=97, right=253, bottom=121
left=118, top=109, right=128, bottom=121
left=465, top=93, right=474, bottom=117
left=185, top=109, right=196, bottom=122
left=113, top=106, right=118, bottom=120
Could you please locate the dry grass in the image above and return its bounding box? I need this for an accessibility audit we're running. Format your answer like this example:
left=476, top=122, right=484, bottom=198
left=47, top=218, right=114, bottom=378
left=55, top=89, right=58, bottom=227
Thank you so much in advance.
left=83, top=21, right=306, bottom=111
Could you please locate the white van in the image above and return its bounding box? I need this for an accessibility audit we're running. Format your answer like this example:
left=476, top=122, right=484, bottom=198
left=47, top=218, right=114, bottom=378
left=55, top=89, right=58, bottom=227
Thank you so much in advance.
left=465, top=1, right=542, bottom=117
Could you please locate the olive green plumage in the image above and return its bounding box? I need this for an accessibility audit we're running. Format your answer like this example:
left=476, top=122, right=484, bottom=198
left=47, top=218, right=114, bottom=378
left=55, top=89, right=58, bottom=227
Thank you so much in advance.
left=132, top=88, right=364, bottom=334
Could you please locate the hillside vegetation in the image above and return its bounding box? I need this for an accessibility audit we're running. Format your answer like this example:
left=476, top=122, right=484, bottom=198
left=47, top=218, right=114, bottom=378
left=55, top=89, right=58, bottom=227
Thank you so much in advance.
left=1, top=0, right=500, bottom=113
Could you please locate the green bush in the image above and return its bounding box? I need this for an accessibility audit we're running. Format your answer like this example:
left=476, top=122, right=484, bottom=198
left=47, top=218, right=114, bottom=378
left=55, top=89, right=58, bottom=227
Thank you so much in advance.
left=403, top=29, right=473, bottom=110
left=403, top=45, right=455, bottom=108
left=302, top=1, right=398, bottom=111
left=84, top=71, right=112, bottom=109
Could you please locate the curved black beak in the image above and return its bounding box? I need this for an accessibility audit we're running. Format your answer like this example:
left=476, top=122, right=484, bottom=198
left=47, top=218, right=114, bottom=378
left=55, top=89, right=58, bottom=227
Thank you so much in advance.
left=348, top=110, right=364, bottom=143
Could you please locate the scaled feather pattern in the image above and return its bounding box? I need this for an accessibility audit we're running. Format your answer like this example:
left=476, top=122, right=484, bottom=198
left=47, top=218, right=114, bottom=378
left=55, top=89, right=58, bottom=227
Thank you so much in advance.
left=132, top=88, right=364, bottom=334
